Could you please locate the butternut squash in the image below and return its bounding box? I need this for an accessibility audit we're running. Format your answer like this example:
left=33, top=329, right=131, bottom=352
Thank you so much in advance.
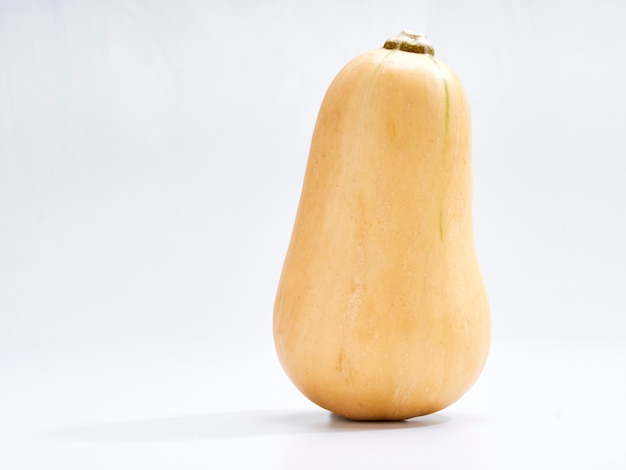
left=273, top=31, right=490, bottom=421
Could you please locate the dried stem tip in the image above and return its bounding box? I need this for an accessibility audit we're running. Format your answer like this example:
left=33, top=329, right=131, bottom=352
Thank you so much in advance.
left=384, top=30, right=435, bottom=56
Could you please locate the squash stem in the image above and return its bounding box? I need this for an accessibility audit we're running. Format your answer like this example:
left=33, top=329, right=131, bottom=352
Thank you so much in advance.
left=383, top=31, right=434, bottom=56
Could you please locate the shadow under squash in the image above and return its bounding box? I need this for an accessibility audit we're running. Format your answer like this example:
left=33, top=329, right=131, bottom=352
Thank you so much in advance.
left=42, top=409, right=450, bottom=443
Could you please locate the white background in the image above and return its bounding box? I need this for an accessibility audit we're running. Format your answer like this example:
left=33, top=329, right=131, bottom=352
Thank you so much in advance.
left=1, top=1, right=625, bottom=468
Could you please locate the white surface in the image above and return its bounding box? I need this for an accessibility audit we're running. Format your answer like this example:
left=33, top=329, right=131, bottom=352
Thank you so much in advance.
left=2, top=1, right=626, bottom=468
left=3, top=338, right=626, bottom=469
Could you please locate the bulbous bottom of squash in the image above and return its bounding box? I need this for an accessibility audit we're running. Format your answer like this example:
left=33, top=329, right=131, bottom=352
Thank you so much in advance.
left=300, top=388, right=464, bottom=422
left=278, top=352, right=487, bottom=422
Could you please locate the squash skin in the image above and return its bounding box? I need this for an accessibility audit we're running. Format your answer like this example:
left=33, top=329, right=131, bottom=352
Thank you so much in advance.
left=273, top=47, right=490, bottom=421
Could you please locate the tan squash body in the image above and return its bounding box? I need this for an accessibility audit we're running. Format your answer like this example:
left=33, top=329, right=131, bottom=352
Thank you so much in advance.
left=273, top=34, right=490, bottom=421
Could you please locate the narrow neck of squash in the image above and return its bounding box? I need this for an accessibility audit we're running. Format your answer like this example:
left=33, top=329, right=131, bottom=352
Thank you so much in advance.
left=383, top=31, right=434, bottom=56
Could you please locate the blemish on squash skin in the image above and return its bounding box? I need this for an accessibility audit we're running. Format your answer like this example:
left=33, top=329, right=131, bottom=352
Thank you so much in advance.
left=439, top=209, right=444, bottom=241
left=442, top=78, right=450, bottom=137
left=370, top=49, right=396, bottom=84
left=428, top=56, right=450, bottom=138
left=337, top=350, right=343, bottom=372
left=431, top=57, right=449, bottom=244
left=337, top=349, right=354, bottom=384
